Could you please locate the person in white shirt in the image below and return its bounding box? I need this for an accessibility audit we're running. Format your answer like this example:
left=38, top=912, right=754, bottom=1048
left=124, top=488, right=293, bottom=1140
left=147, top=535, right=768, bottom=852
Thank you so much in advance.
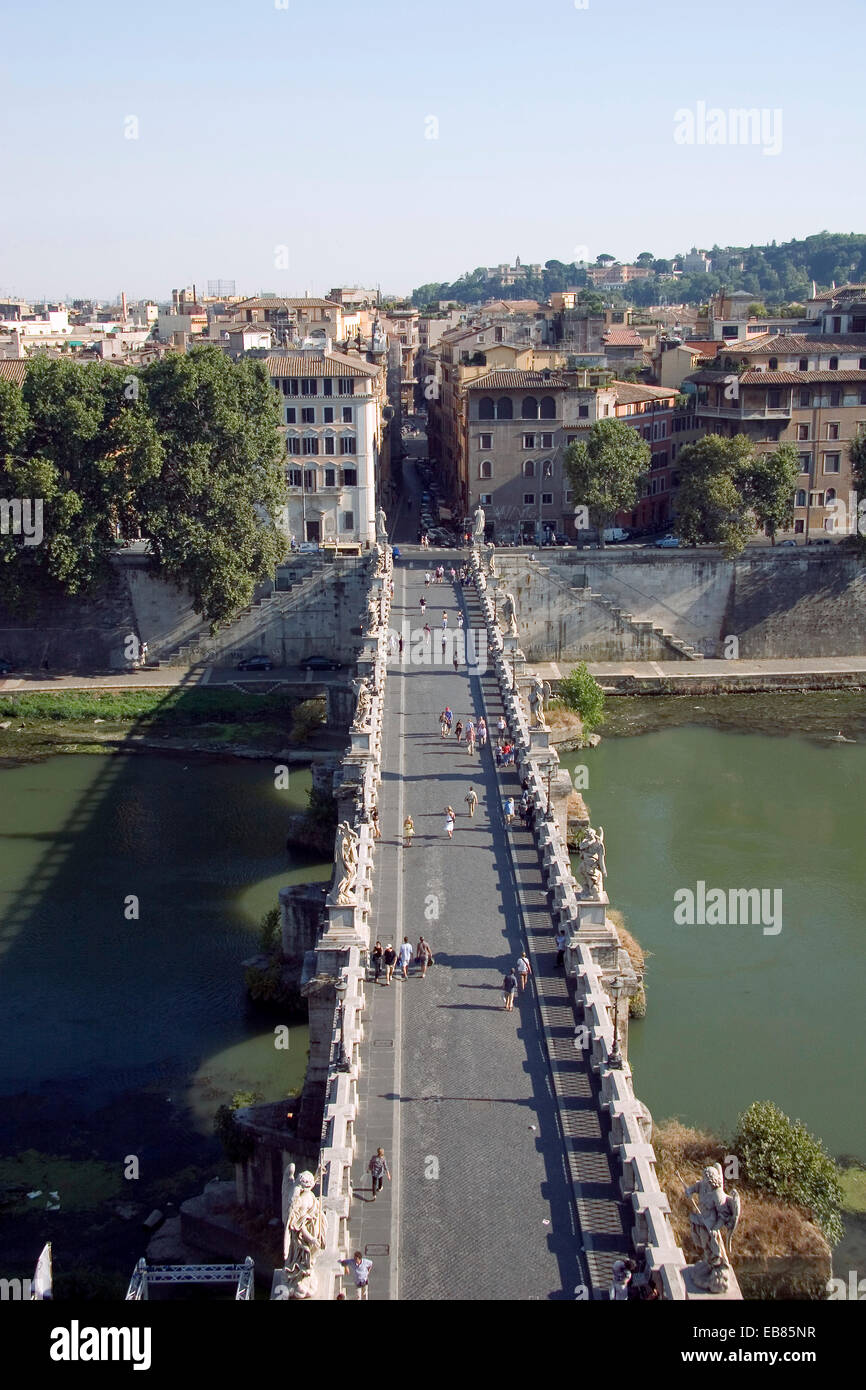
left=515, top=953, right=532, bottom=991
left=398, top=937, right=413, bottom=979
left=342, top=1251, right=373, bottom=1299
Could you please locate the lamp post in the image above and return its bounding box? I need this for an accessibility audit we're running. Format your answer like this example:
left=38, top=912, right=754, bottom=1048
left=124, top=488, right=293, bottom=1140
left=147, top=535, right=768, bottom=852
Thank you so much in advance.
left=334, top=975, right=350, bottom=1072
left=608, top=974, right=624, bottom=1068
left=545, top=760, right=554, bottom=821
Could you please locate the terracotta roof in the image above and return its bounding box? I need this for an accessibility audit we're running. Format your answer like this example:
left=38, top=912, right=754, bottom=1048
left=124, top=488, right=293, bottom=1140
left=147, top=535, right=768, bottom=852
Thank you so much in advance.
left=604, top=328, right=644, bottom=346
left=731, top=333, right=866, bottom=354
left=466, top=370, right=569, bottom=390
left=0, top=359, right=28, bottom=384
left=236, top=297, right=339, bottom=311
left=265, top=351, right=378, bottom=378
left=740, top=370, right=866, bottom=386
left=612, top=380, right=677, bottom=405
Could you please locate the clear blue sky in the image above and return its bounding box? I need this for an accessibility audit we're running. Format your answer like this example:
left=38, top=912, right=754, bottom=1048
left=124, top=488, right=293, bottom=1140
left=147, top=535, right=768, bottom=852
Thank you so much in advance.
left=2, top=0, right=864, bottom=302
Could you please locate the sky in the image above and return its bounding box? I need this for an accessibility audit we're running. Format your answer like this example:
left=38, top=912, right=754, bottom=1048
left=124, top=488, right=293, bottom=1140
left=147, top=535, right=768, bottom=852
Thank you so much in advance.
left=2, top=0, right=865, bottom=303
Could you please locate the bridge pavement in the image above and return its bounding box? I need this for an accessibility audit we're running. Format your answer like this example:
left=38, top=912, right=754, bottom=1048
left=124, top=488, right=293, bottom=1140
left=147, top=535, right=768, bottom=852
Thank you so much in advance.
left=348, top=553, right=630, bottom=1299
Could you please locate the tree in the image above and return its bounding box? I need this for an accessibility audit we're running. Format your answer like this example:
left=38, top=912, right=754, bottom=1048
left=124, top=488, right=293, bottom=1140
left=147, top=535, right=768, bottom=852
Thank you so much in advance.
left=564, top=418, right=650, bottom=548
left=636, top=251, right=654, bottom=265
left=747, top=302, right=768, bottom=318
left=746, top=443, right=800, bottom=543
left=673, top=434, right=757, bottom=556
left=733, top=1101, right=844, bottom=1244
left=595, top=253, right=616, bottom=265
left=557, top=662, right=604, bottom=733
left=137, top=346, right=286, bottom=626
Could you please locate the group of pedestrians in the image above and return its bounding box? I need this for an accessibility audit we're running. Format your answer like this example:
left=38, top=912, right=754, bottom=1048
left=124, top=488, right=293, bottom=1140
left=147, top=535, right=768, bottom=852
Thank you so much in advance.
left=371, top=936, right=435, bottom=983
left=501, top=952, right=532, bottom=1010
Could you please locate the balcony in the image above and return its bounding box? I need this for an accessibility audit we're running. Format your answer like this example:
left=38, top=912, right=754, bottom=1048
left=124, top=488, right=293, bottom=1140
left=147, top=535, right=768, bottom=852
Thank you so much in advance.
left=696, top=403, right=792, bottom=420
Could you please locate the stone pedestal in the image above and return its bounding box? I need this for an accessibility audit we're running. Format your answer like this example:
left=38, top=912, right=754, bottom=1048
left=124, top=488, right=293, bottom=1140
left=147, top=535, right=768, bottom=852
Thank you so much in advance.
left=528, top=729, right=551, bottom=755
left=349, top=729, right=375, bottom=757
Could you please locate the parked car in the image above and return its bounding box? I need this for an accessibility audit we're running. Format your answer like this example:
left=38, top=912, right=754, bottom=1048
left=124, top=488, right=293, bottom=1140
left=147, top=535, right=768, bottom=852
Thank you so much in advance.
left=777, top=539, right=798, bottom=547
left=602, top=527, right=630, bottom=543
left=236, top=655, right=274, bottom=671
left=300, top=655, right=343, bottom=671
left=654, top=534, right=680, bottom=549
left=807, top=537, right=832, bottom=546
left=298, top=541, right=320, bottom=553
left=0, top=657, right=12, bottom=674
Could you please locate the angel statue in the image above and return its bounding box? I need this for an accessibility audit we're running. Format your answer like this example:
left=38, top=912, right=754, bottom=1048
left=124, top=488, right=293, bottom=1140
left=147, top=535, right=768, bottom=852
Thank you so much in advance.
left=528, top=672, right=552, bottom=730
left=472, top=504, right=486, bottom=546
left=334, top=820, right=360, bottom=904
left=578, top=824, right=606, bottom=897
left=681, top=1162, right=741, bottom=1294
left=499, top=590, right=518, bottom=638
left=351, top=676, right=373, bottom=732
left=365, top=593, right=380, bottom=633
left=283, top=1168, right=327, bottom=1299
left=376, top=506, right=388, bottom=543
left=485, top=542, right=497, bottom=578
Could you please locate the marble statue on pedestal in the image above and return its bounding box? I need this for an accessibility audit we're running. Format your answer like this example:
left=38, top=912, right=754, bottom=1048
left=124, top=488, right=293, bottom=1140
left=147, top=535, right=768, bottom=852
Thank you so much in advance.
left=683, top=1163, right=741, bottom=1294
left=283, top=1168, right=327, bottom=1299
left=334, top=820, right=360, bottom=904
left=472, top=504, right=486, bottom=546
left=499, top=590, right=518, bottom=638
left=350, top=677, right=373, bottom=732
left=376, top=507, right=388, bottom=543
left=528, top=673, right=552, bottom=730
left=485, top=542, right=497, bottom=577
left=578, top=824, right=606, bottom=897
left=365, top=593, right=380, bottom=633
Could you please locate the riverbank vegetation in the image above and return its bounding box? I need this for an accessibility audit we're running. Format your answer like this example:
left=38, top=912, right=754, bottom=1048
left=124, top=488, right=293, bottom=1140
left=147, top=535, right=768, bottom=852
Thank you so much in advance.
left=551, top=661, right=605, bottom=735
left=654, top=1102, right=846, bottom=1298
left=598, top=689, right=866, bottom=741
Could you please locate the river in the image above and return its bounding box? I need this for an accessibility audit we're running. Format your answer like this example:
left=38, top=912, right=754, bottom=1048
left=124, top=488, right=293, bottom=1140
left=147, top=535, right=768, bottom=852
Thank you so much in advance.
left=560, top=713, right=866, bottom=1159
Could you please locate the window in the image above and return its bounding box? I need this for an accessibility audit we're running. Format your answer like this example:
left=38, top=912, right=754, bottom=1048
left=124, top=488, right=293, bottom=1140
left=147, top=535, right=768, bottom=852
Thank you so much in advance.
left=541, top=492, right=553, bottom=505
left=539, top=395, right=556, bottom=419
left=723, top=325, right=737, bottom=338
left=286, top=407, right=296, bottom=423
left=479, top=493, right=492, bottom=505
left=832, top=319, right=842, bottom=334
left=323, top=379, right=333, bottom=397
left=579, top=404, right=589, bottom=418
left=797, top=424, right=809, bottom=440
left=823, top=453, right=841, bottom=473
left=523, top=460, right=535, bottom=477
left=287, top=468, right=302, bottom=487
left=284, top=378, right=299, bottom=396
left=829, top=357, right=839, bottom=371
left=495, top=397, right=513, bottom=420
left=480, top=432, right=492, bottom=449
left=323, top=407, right=334, bottom=423
left=799, top=358, right=808, bottom=371
left=768, top=390, right=781, bottom=409
left=768, top=358, right=778, bottom=371
left=301, top=377, right=317, bottom=395
left=495, top=326, right=504, bottom=342
left=287, top=436, right=300, bottom=455
left=523, top=493, right=535, bottom=505
left=830, top=388, right=841, bottom=407
left=825, top=488, right=836, bottom=504
left=342, top=407, right=353, bottom=424
left=810, top=491, right=825, bottom=507
left=564, top=488, right=573, bottom=503
left=799, top=389, right=811, bottom=407
left=523, top=434, right=535, bottom=449
left=659, top=421, right=667, bottom=438
left=798, top=453, right=811, bottom=474
left=342, top=511, right=354, bottom=531
left=541, top=432, right=553, bottom=448
left=521, top=396, right=538, bottom=419
left=324, top=468, right=336, bottom=488
left=860, top=357, right=866, bottom=371
left=340, top=378, right=356, bottom=396
left=302, top=437, right=319, bottom=455
left=827, top=422, right=839, bottom=440
left=795, top=489, right=807, bottom=506
left=794, top=518, right=805, bottom=533
left=342, top=468, right=357, bottom=486
left=303, top=469, right=316, bottom=491
left=324, top=436, right=335, bottom=455
left=340, top=436, right=357, bottom=455
left=301, top=407, right=315, bottom=424
left=480, top=460, right=492, bottom=479
left=861, top=390, right=866, bottom=405
left=479, top=397, right=495, bottom=420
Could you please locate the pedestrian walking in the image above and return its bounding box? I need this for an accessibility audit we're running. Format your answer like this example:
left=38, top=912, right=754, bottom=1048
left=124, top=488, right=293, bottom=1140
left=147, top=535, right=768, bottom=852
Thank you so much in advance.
left=415, top=935, right=434, bottom=977
left=495, top=742, right=504, bottom=767
left=368, top=1148, right=391, bottom=1198
left=497, top=715, right=507, bottom=740
left=420, top=596, right=426, bottom=614
left=372, top=940, right=384, bottom=981
left=477, top=716, right=487, bottom=747
left=466, top=726, right=476, bottom=756
left=555, top=929, right=567, bottom=968
left=454, top=720, right=463, bottom=743
left=370, top=806, right=382, bottom=840
left=383, top=943, right=397, bottom=984
left=515, top=952, right=532, bottom=991
left=465, top=786, right=478, bottom=817
left=452, top=649, right=459, bottom=671
left=503, top=795, right=515, bottom=825
left=457, top=612, right=464, bottom=629
left=403, top=815, right=415, bottom=848
left=450, top=567, right=457, bottom=583
left=442, top=612, right=448, bottom=629
left=140, top=641, right=149, bottom=664
left=398, top=635, right=404, bottom=659
left=398, top=936, right=413, bottom=979
left=423, top=622, right=432, bottom=643
left=444, top=706, right=453, bottom=733
left=444, top=806, right=455, bottom=839
left=425, top=571, right=431, bottom=587
left=342, top=1251, right=373, bottom=1299
left=502, top=969, right=518, bottom=1011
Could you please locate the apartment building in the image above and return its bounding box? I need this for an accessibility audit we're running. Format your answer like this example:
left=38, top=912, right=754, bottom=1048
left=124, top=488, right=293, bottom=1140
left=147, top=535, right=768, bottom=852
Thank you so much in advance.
left=687, top=326, right=866, bottom=538
left=379, top=306, right=419, bottom=415
left=230, top=297, right=344, bottom=348
left=267, top=348, right=386, bottom=547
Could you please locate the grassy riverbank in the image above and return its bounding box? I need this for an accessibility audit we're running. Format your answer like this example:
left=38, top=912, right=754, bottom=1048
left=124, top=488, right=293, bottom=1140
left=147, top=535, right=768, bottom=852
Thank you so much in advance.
left=0, top=688, right=334, bottom=764
left=599, top=689, right=866, bottom=741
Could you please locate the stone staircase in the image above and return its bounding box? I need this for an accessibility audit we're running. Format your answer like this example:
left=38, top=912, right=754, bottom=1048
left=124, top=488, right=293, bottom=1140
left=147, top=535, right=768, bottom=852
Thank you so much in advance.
left=525, top=559, right=704, bottom=662
left=159, top=556, right=326, bottom=667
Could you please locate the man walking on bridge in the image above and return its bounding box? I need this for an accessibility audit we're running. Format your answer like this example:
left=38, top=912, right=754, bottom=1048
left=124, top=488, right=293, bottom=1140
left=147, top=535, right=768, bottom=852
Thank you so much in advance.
left=465, top=786, right=478, bottom=817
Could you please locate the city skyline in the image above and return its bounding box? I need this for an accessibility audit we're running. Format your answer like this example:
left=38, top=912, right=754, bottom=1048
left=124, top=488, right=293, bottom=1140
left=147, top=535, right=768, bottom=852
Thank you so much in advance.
left=2, top=0, right=864, bottom=300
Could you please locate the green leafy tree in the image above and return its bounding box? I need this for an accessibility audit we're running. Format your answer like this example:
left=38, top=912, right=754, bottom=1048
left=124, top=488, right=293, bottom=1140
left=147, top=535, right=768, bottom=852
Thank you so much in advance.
left=138, top=346, right=285, bottom=626
left=746, top=443, right=800, bottom=543
left=557, top=662, right=605, bottom=733
left=673, top=434, right=757, bottom=556
left=733, top=1101, right=844, bottom=1244
left=564, top=418, right=650, bottom=548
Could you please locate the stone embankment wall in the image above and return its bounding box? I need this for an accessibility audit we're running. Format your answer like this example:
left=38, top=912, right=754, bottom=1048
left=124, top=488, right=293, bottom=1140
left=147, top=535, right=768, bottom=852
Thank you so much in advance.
left=496, top=549, right=866, bottom=661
